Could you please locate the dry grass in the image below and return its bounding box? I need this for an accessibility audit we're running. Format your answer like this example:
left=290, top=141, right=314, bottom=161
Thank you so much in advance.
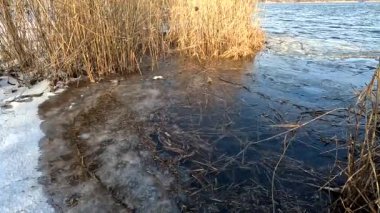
left=0, top=0, right=264, bottom=83
left=0, top=0, right=169, bottom=82
left=168, top=0, right=264, bottom=60
left=0, top=0, right=34, bottom=70
left=40, top=0, right=168, bottom=82
left=332, top=64, right=380, bottom=212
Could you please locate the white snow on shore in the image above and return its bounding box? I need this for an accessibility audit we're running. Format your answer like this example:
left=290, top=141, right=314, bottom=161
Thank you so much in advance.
left=0, top=77, right=54, bottom=213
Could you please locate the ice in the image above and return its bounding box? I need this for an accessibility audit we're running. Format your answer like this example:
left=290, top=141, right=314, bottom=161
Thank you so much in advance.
left=0, top=79, right=54, bottom=212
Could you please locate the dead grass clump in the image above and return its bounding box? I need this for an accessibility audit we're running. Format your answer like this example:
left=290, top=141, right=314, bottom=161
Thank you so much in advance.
left=334, top=65, right=380, bottom=212
left=168, top=0, right=264, bottom=60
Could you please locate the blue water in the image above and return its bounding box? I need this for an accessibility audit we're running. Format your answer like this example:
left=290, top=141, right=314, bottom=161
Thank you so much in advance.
left=262, top=2, right=380, bottom=60
left=250, top=3, right=379, bottom=114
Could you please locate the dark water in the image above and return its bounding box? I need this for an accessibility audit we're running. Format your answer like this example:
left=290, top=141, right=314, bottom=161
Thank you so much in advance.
left=38, top=3, right=380, bottom=212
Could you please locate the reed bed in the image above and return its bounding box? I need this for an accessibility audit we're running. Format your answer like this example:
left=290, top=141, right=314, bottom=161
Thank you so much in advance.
left=168, top=0, right=264, bottom=60
left=0, top=0, right=264, bottom=83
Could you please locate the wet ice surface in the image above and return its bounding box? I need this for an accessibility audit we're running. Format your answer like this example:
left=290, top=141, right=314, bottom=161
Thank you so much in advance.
left=39, top=81, right=180, bottom=212
left=39, top=3, right=379, bottom=212
left=38, top=59, right=352, bottom=212
left=0, top=80, right=53, bottom=213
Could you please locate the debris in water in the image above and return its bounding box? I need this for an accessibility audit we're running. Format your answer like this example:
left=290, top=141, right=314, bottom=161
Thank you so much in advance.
left=153, top=76, right=164, bottom=80
left=207, top=77, right=213, bottom=84
left=110, top=79, right=119, bottom=85
left=69, top=102, right=75, bottom=109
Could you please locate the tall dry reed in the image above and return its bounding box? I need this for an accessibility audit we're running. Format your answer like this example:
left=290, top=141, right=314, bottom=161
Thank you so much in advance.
left=0, top=0, right=34, bottom=70
left=333, top=64, right=380, bottom=212
left=0, top=0, right=264, bottom=82
left=44, top=0, right=168, bottom=82
left=168, top=0, right=264, bottom=60
left=1, top=0, right=169, bottom=82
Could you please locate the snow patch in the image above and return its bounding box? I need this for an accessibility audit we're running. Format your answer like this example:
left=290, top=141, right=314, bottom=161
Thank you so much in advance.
left=0, top=80, right=54, bottom=212
left=0, top=76, right=50, bottom=107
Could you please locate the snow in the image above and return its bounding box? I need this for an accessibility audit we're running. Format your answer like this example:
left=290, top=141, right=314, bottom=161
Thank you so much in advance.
left=0, top=78, right=54, bottom=213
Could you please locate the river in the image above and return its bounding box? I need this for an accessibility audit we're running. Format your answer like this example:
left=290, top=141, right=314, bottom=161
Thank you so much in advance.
left=38, top=3, right=380, bottom=212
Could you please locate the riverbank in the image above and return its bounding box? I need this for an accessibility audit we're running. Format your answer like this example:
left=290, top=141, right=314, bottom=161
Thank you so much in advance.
left=0, top=1, right=379, bottom=212
left=0, top=1, right=263, bottom=211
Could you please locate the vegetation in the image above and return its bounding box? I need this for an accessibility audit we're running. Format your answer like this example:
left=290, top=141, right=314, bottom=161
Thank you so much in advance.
left=0, top=0, right=169, bottom=82
left=168, top=0, right=264, bottom=60
left=332, top=65, right=380, bottom=212
left=0, top=0, right=264, bottom=83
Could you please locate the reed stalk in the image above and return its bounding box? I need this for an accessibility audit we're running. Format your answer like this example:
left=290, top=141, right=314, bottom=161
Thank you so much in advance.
left=334, top=64, right=380, bottom=212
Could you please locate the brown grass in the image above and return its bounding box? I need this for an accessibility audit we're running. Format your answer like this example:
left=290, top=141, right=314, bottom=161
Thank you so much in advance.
left=1, top=0, right=168, bottom=82
left=168, top=0, right=264, bottom=60
left=0, top=0, right=264, bottom=83
left=0, top=0, right=34, bottom=70
left=332, top=64, right=380, bottom=212
left=42, top=0, right=168, bottom=82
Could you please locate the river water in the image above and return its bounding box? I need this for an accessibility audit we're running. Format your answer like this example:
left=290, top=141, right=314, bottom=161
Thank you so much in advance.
left=38, top=3, right=380, bottom=212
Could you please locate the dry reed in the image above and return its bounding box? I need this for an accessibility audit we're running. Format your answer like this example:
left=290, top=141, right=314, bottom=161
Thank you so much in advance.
left=0, top=0, right=264, bottom=83
left=0, top=0, right=169, bottom=82
left=168, top=0, right=264, bottom=60
left=332, top=64, right=380, bottom=212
